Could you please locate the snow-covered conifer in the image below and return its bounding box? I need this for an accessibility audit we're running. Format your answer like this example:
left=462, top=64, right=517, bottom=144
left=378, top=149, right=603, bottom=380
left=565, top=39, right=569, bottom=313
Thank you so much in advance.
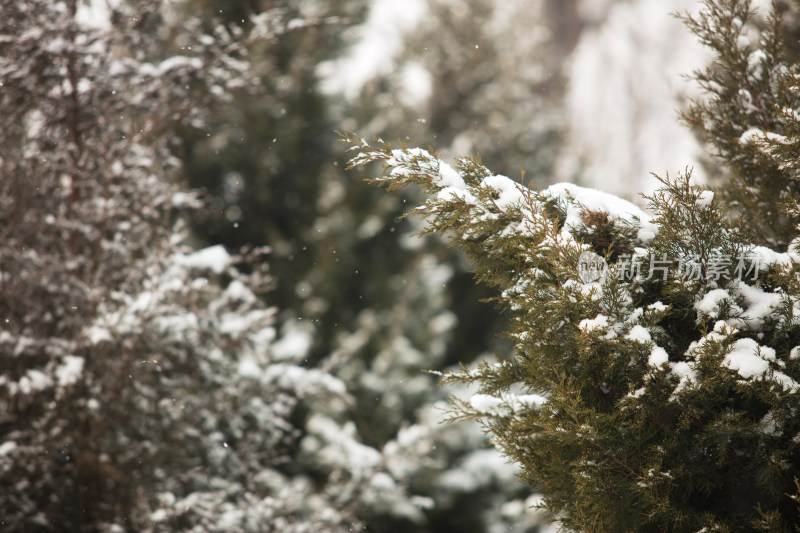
left=0, top=0, right=322, bottom=529
left=0, top=1, right=554, bottom=531
left=344, top=3, right=800, bottom=528
left=176, top=1, right=560, bottom=529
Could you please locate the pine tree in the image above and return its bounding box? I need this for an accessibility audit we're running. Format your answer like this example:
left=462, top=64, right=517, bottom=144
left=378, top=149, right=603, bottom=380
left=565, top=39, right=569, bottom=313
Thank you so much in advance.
left=344, top=2, right=800, bottom=529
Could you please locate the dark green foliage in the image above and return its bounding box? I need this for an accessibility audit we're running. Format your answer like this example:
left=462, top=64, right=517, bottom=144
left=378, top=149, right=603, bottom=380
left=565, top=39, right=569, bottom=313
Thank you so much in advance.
left=345, top=0, right=800, bottom=522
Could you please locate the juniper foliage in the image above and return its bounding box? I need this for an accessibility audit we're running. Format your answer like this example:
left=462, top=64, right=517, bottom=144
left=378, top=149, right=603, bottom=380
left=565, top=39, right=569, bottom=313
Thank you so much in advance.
left=343, top=2, right=800, bottom=526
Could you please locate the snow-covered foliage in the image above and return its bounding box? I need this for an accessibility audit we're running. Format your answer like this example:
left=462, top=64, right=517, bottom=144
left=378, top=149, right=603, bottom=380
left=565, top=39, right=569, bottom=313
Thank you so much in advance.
left=0, top=0, right=270, bottom=526
left=0, top=1, right=561, bottom=531
left=344, top=44, right=800, bottom=524
left=178, top=1, right=565, bottom=530
left=81, top=243, right=547, bottom=532
left=17, top=0, right=800, bottom=530
left=683, top=0, right=800, bottom=249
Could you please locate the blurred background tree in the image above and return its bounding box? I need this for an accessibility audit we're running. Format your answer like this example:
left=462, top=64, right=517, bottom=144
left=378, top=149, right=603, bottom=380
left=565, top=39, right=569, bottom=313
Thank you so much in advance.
left=178, top=1, right=572, bottom=529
